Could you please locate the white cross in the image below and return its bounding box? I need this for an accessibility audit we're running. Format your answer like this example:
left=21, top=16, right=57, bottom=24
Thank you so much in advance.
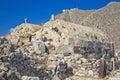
left=24, top=18, right=28, bottom=23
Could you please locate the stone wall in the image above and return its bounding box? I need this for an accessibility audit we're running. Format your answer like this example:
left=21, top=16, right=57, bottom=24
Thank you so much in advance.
left=69, top=39, right=114, bottom=59
left=67, top=40, right=117, bottom=78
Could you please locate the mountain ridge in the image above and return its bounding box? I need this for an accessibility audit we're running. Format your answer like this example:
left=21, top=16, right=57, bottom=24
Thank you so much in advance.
left=55, top=2, right=120, bottom=52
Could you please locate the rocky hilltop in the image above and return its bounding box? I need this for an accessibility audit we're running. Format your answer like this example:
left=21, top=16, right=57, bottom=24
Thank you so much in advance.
left=56, top=2, right=120, bottom=53
left=0, top=2, right=120, bottom=80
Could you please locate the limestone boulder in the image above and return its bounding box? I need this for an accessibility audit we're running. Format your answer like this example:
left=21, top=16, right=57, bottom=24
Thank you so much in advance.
left=33, top=40, right=46, bottom=54
left=57, top=45, right=73, bottom=56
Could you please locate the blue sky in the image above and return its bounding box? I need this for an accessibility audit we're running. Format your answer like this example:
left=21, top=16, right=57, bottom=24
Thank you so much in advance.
left=0, top=0, right=120, bottom=36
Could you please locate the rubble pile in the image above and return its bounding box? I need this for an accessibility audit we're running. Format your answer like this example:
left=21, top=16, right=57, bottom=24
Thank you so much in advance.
left=0, top=50, right=51, bottom=80
left=0, top=37, right=15, bottom=56
left=0, top=49, right=74, bottom=80
left=5, top=23, right=41, bottom=47
left=0, top=46, right=119, bottom=80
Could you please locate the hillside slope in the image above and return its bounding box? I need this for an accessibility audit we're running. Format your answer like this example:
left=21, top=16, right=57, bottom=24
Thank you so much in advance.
left=55, top=2, right=120, bottom=52
left=36, top=19, right=108, bottom=53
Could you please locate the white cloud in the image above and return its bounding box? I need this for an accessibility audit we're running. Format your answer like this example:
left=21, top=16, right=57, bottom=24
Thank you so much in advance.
left=9, top=27, right=14, bottom=32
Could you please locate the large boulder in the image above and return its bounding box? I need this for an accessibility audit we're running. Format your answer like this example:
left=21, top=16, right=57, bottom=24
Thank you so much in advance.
left=33, top=40, right=46, bottom=54
left=21, top=76, right=39, bottom=80
left=57, top=45, right=73, bottom=56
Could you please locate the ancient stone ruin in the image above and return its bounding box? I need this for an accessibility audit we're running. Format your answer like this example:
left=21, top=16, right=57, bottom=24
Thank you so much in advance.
left=72, top=40, right=114, bottom=59
left=71, top=40, right=116, bottom=78
left=0, top=35, right=119, bottom=80
left=0, top=2, right=120, bottom=80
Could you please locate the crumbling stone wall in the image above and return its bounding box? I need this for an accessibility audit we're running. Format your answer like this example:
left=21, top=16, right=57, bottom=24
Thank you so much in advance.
left=70, top=40, right=114, bottom=59
left=70, top=40, right=118, bottom=78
